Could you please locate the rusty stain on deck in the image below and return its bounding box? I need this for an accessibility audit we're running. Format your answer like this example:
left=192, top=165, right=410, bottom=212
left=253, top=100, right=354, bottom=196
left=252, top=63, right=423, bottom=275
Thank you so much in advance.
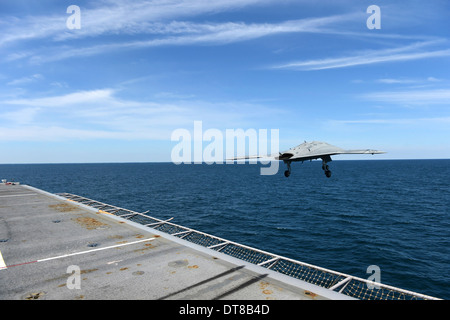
left=49, top=203, right=78, bottom=212
left=72, top=216, right=108, bottom=230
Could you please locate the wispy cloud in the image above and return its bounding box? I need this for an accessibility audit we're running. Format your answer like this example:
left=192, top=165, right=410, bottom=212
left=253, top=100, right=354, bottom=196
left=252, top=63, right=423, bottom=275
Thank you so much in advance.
left=375, top=77, right=443, bottom=85
left=6, top=74, right=43, bottom=86
left=271, top=41, right=450, bottom=70
left=3, top=89, right=116, bottom=107
left=361, top=88, right=450, bottom=105
left=16, top=14, right=357, bottom=64
left=8, top=0, right=437, bottom=67
left=330, top=117, right=450, bottom=125
left=0, top=0, right=365, bottom=65
left=0, top=0, right=276, bottom=46
left=0, top=88, right=285, bottom=141
left=0, top=126, right=150, bottom=142
left=1, top=89, right=185, bottom=128
left=0, top=107, right=41, bottom=125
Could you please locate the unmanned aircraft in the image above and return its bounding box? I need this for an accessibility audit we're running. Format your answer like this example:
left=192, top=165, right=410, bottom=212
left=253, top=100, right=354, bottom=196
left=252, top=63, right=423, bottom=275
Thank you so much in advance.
left=231, top=141, right=385, bottom=178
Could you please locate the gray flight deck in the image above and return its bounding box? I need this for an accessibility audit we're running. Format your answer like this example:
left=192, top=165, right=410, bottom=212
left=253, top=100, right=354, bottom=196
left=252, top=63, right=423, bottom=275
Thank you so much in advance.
left=0, top=184, right=340, bottom=300
left=0, top=183, right=439, bottom=300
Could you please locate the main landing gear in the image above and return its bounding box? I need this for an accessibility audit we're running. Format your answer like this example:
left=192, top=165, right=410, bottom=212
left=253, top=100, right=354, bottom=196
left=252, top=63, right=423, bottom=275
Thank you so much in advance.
left=322, top=159, right=332, bottom=178
left=284, top=161, right=291, bottom=177
left=283, top=158, right=332, bottom=178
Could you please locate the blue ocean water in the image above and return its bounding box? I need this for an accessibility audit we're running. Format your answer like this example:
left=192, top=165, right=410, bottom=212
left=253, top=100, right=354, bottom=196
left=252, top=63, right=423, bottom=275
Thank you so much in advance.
left=1, top=160, right=449, bottom=299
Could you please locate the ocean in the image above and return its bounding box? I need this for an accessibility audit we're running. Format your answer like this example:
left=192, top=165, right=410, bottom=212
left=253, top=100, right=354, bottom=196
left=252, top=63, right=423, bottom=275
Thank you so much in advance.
left=1, top=160, right=449, bottom=299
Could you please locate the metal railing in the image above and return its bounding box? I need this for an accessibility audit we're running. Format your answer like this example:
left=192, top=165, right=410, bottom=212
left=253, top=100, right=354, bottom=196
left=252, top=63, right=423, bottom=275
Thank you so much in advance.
left=56, top=192, right=440, bottom=300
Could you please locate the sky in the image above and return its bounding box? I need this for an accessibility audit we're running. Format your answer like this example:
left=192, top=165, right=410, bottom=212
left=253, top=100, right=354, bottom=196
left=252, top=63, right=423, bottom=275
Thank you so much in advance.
left=0, top=0, right=449, bottom=163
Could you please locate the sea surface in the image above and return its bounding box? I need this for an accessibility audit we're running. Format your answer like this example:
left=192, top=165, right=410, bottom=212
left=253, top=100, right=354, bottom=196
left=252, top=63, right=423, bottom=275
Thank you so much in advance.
left=1, top=160, right=449, bottom=299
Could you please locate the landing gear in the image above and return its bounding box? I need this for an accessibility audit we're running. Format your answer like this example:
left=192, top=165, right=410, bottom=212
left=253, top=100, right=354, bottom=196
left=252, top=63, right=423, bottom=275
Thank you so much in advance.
left=283, top=158, right=332, bottom=178
left=284, top=161, right=291, bottom=177
left=322, top=160, right=332, bottom=178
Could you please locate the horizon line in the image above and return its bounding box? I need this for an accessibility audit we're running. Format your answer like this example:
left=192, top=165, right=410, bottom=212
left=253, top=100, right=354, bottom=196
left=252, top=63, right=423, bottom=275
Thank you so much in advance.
left=1, top=158, right=449, bottom=165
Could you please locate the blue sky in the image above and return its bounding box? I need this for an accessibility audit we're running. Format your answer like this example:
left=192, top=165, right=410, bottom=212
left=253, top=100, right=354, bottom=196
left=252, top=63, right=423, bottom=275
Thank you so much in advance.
left=0, top=0, right=449, bottom=163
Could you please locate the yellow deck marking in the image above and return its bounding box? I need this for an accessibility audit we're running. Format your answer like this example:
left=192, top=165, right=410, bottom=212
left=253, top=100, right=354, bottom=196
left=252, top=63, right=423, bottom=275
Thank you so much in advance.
left=98, top=209, right=113, bottom=215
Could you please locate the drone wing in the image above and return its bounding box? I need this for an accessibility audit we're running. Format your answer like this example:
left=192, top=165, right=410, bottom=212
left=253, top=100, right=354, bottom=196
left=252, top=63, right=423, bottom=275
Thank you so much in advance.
left=287, top=141, right=385, bottom=162
left=227, top=141, right=385, bottom=162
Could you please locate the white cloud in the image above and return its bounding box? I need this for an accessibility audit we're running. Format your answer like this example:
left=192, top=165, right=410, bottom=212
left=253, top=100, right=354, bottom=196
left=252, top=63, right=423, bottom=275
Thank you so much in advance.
left=3, top=89, right=115, bottom=107
left=330, top=117, right=450, bottom=125
left=6, top=74, right=44, bottom=86
left=0, top=107, right=41, bottom=125
left=0, top=126, right=167, bottom=141
left=271, top=41, right=450, bottom=70
left=361, top=89, right=450, bottom=105
left=0, top=0, right=279, bottom=46
left=375, top=77, right=444, bottom=85
left=376, top=78, right=418, bottom=84
left=24, top=15, right=356, bottom=64
left=1, top=88, right=186, bottom=127
left=0, top=88, right=285, bottom=141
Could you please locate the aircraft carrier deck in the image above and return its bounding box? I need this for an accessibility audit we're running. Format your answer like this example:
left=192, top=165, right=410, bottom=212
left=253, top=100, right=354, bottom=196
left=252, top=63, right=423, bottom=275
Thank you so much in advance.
left=0, top=183, right=440, bottom=302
